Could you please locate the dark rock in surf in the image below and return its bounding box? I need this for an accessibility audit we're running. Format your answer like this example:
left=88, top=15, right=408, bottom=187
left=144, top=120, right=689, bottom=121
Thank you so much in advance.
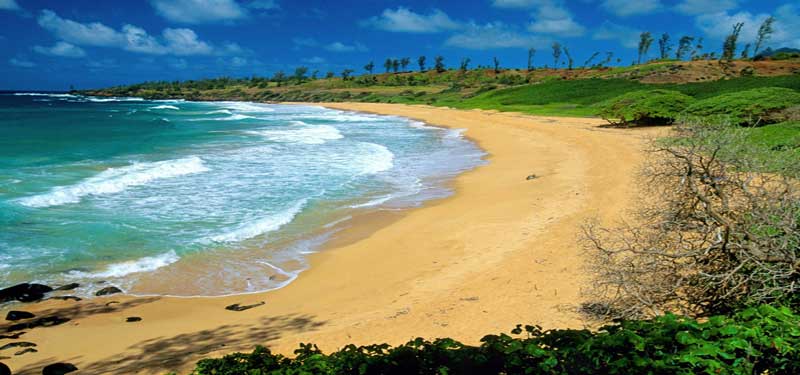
left=95, top=286, right=122, bottom=296
left=54, top=283, right=80, bottom=291
left=0, top=283, right=53, bottom=303
left=5, top=311, right=35, bottom=321
left=0, top=332, right=25, bottom=340
left=225, top=301, right=265, bottom=311
left=42, top=363, right=78, bottom=375
left=0, top=362, right=10, bottom=375
left=47, top=296, right=82, bottom=302
left=125, top=317, right=142, bottom=323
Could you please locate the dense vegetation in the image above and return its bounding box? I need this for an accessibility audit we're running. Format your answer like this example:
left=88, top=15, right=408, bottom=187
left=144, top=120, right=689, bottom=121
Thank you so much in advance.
left=684, top=87, right=800, bottom=126
left=192, top=305, right=800, bottom=374
left=599, top=89, right=694, bottom=126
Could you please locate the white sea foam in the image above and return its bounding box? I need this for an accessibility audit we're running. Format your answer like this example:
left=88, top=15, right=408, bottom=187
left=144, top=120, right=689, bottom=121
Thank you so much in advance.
left=246, top=124, right=343, bottom=144
left=190, top=114, right=255, bottom=121
left=69, top=251, right=180, bottom=279
left=207, top=109, right=232, bottom=115
left=208, top=199, right=307, bottom=243
left=150, top=105, right=180, bottom=110
left=349, top=195, right=393, bottom=208
left=13, top=92, right=78, bottom=98
left=87, top=97, right=144, bottom=102
left=217, top=102, right=275, bottom=113
left=18, top=156, right=209, bottom=208
left=357, top=143, right=394, bottom=175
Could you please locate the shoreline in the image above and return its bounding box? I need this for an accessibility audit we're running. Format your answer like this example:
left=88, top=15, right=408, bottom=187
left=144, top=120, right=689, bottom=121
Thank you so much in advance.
left=1, top=103, right=658, bottom=374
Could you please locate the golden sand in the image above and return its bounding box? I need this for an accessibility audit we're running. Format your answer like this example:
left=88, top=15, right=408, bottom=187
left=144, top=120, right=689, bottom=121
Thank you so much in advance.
left=1, top=104, right=657, bottom=374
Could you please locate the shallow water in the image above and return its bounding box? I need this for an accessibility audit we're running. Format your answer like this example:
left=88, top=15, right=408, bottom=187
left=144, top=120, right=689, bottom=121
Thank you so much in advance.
left=0, top=93, right=485, bottom=296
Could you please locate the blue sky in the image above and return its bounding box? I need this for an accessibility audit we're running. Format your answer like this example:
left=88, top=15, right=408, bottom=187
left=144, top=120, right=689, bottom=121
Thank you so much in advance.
left=0, top=0, right=798, bottom=90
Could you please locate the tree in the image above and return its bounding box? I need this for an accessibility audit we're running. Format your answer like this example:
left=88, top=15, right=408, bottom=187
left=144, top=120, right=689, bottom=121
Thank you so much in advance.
left=562, top=46, right=573, bottom=70
left=341, top=69, right=354, bottom=80
left=676, top=36, right=694, bottom=60
left=551, top=42, right=562, bottom=68
left=583, top=52, right=600, bottom=68
left=637, top=32, right=654, bottom=64
left=311, top=70, right=319, bottom=80
left=527, top=48, right=536, bottom=71
left=325, top=71, right=335, bottom=79
left=753, top=16, right=775, bottom=56
left=364, top=61, right=374, bottom=74
left=293, top=66, right=308, bottom=83
left=459, top=57, right=471, bottom=72
left=392, top=59, right=400, bottom=73
left=418, top=55, right=426, bottom=72
left=658, top=33, right=671, bottom=60
left=384, top=58, right=392, bottom=73
left=598, top=52, right=614, bottom=68
left=434, top=55, right=445, bottom=73
left=493, top=57, right=500, bottom=73
left=400, top=57, right=410, bottom=72
left=691, top=37, right=703, bottom=60
left=721, top=22, right=744, bottom=61
left=272, top=70, right=286, bottom=86
left=740, top=43, right=751, bottom=59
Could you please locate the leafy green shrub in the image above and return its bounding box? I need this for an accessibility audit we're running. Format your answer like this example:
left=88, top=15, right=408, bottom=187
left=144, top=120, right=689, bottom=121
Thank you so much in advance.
left=684, top=87, right=800, bottom=126
left=599, top=89, right=694, bottom=126
left=192, top=305, right=800, bottom=375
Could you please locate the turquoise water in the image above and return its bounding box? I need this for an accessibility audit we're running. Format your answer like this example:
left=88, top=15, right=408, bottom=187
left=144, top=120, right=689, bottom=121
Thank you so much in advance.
left=0, top=93, right=485, bottom=296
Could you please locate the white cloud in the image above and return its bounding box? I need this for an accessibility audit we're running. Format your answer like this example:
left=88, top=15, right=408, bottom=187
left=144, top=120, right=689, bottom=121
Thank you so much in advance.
left=0, top=0, right=19, bottom=10
left=248, top=0, right=279, bottom=10
left=674, top=0, right=740, bottom=15
left=36, top=10, right=226, bottom=56
left=33, top=41, right=86, bottom=58
left=446, top=22, right=546, bottom=50
left=601, top=0, right=662, bottom=17
left=163, top=28, right=213, bottom=55
left=592, top=21, right=640, bottom=48
left=150, top=0, right=247, bottom=24
left=38, top=9, right=123, bottom=47
left=527, top=2, right=584, bottom=37
left=324, top=41, right=368, bottom=52
left=9, top=57, right=35, bottom=67
left=695, top=5, right=800, bottom=50
left=363, top=7, right=461, bottom=33
left=301, top=56, right=325, bottom=64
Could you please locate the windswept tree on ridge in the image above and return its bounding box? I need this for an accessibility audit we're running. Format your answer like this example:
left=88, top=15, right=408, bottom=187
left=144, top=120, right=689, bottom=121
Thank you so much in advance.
left=400, top=57, right=410, bottom=72
left=527, top=48, right=536, bottom=71
left=676, top=36, right=694, bottom=60
left=459, top=58, right=470, bottom=72
left=493, top=57, right=500, bottom=73
left=341, top=69, right=354, bottom=80
left=384, top=58, right=392, bottom=73
left=364, top=61, right=374, bottom=74
left=753, top=16, right=775, bottom=57
left=691, top=37, right=704, bottom=60
left=293, top=66, right=308, bottom=83
left=417, top=56, right=426, bottom=72
left=583, top=52, right=600, bottom=68
left=740, top=43, right=751, bottom=59
left=637, top=32, right=654, bottom=64
left=658, top=33, right=671, bottom=60
left=392, top=59, right=400, bottom=73
left=551, top=42, right=562, bottom=69
left=311, top=70, right=319, bottom=80
left=562, top=46, right=574, bottom=70
left=721, top=22, right=744, bottom=61
left=434, top=56, right=445, bottom=73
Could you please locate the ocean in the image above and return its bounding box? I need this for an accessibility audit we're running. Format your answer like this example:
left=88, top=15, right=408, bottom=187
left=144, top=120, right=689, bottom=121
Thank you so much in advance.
left=0, top=93, right=485, bottom=297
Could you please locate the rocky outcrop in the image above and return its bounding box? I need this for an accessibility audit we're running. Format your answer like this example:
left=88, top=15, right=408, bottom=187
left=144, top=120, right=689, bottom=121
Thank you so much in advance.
left=0, top=283, right=53, bottom=303
left=95, top=286, right=122, bottom=296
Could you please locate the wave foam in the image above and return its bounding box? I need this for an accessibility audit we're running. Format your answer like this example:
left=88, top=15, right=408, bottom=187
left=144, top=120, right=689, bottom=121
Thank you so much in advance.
left=247, top=124, right=343, bottom=144
left=357, top=143, right=394, bottom=175
left=207, top=109, right=232, bottom=115
left=69, top=251, right=180, bottom=279
left=190, top=114, right=255, bottom=121
left=208, top=199, right=307, bottom=243
left=150, top=105, right=180, bottom=110
left=218, top=102, right=276, bottom=113
left=18, top=156, right=209, bottom=208
left=13, top=92, right=78, bottom=98
left=87, top=97, right=144, bottom=102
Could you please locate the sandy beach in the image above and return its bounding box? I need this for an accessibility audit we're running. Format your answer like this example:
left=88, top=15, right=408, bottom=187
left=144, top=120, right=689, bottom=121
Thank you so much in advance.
left=1, top=103, right=656, bottom=374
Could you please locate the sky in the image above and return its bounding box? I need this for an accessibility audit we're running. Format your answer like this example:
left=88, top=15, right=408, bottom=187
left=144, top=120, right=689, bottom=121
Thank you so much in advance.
left=0, top=0, right=798, bottom=90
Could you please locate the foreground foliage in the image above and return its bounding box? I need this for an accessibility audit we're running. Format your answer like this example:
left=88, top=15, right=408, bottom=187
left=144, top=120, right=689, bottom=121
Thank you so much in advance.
left=599, top=89, right=694, bottom=126
left=584, top=121, right=800, bottom=318
left=192, top=305, right=800, bottom=375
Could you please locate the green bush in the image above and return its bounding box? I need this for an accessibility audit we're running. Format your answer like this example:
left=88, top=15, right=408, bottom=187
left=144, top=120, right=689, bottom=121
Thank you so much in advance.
left=684, top=87, right=800, bottom=126
left=192, top=305, right=800, bottom=375
left=599, top=89, right=694, bottom=126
